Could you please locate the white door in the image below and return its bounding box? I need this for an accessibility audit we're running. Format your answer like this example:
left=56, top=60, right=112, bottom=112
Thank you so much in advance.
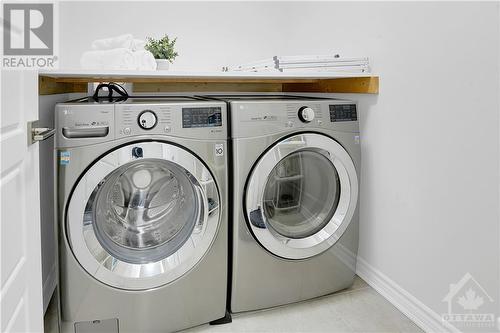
left=1, top=70, right=44, bottom=332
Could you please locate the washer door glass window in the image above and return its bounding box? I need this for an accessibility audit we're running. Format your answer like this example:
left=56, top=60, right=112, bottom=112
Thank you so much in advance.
left=87, top=159, right=201, bottom=264
left=67, top=142, right=220, bottom=290
left=246, top=133, right=358, bottom=260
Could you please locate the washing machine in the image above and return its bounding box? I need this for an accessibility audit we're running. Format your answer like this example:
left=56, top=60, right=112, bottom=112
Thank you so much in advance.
left=202, top=95, right=360, bottom=313
left=55, top=96, right=228, bottom=332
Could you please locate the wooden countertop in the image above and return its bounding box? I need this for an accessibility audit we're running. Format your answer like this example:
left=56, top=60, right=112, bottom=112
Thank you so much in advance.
left=38, top=70, right=379, bottom=95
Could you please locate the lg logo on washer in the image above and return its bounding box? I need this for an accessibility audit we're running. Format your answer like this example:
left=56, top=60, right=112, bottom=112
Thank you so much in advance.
left=2, top=2, right=58, bottom=68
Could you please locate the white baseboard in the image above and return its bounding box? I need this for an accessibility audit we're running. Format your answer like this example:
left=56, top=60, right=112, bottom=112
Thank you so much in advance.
left=356, top=256, right=460, bottom=333
left=42, top=263, right=57, bottom=314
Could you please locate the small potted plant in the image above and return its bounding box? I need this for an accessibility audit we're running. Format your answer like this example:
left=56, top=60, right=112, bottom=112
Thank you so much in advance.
left=145, top=35, right=179, bottom=70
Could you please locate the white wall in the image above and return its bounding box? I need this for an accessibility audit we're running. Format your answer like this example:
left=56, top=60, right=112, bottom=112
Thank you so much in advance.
left=59, top=1, right=298, bottom=70
left=58, top=1, right=500, bottom=331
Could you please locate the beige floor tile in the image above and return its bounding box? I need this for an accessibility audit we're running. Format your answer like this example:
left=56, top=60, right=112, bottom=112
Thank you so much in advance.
left=187, top=305, right=352, bottom=333
left=184, top=277, right=422, bottom=333
left=327, top=288, right=423, bottom=333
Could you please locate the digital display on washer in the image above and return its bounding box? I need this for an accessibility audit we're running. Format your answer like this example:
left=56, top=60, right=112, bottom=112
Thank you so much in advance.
left=182, top=107, right=222, bottom=128
left=329, top=104, right=357, bottom=122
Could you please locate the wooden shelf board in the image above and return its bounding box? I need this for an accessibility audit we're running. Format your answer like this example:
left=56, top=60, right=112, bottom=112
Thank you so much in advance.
left=283, top=77, right=379, bottom=94
left=39, top=76, right=87, bottom=95
left=133, top=82, right=284, bottom=93
left=38, top=70, right=379, bottom=95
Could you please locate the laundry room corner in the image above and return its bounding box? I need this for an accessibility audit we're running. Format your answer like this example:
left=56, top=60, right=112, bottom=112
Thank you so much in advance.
left=1, top=2, right=499, bottom=333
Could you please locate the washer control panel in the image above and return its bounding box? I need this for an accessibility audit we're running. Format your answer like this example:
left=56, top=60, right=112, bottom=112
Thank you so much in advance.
left=138, top=110, right=158, bottom=129
left=114, top=101, right=226, bottom=140
left=55, top=99, right=227, bottom=146
left=182, top=107, right=222, bottom=128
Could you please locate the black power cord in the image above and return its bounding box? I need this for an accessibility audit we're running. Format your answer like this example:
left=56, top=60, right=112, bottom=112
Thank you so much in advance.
left=92, top=82, right=129, bottom=101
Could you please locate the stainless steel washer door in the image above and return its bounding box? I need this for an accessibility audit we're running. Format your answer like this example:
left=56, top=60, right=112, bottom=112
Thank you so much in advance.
left=245, top=133, right=358, bottom=260
left=66, top=141, right=220, bottom=290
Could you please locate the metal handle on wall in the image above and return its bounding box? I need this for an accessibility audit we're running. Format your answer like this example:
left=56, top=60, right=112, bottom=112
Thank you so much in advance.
left=27, top=120, right=55, bottom=145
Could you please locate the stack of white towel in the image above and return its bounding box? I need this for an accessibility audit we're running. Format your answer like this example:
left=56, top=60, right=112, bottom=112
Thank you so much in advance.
left=80, top=34, right=157, bottom=71
left=227, top=54, right=370, bottom=74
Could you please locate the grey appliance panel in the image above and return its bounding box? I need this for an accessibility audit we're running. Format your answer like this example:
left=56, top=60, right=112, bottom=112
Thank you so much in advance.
left=228, top=99, right=359, bottom=139
left=55, top=104, right=115, bottom=148
left=74, top=318, right=118, bottom=333
left=57, top=136, right=228, bottom=332
left=229, top=129, right=360, bottom=312
left=55, top=96, right=229, bottom=332
left=200, top=94, right=331, bottom=101
left=55, top=101, right=227, bottom=148
left=63, top=96, right=204, bottom=104
left=114, top=101, right=227, bottom=141
left=218, top=95, right=361, bottom=313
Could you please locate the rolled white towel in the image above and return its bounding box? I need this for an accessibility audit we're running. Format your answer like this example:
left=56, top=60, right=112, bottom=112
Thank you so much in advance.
left=91, top=34, right=134, bottom=50
left=80, top=48, right=135, bottom=70
left=132, top=50, right=157, bottom=70
left=132, top=39, right=146, bottom=51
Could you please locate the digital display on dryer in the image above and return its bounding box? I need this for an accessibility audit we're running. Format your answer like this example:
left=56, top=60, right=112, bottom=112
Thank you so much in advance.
left=329, top=104, right=357, bottom=122
left=182, top=107, right=222, bottom=128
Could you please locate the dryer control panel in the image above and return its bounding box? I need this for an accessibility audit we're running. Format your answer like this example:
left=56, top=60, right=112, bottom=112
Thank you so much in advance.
left=227, top=99, right=359, bottom=138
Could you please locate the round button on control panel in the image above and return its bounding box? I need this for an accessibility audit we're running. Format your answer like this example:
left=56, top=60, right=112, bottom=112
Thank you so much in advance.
left=298, top=106, right=315, bottom=123
left=138, top=110, right=158, bottom=130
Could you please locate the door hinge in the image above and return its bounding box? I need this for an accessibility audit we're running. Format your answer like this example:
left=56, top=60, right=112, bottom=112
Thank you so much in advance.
left=27, top=120, right=55, bottom=145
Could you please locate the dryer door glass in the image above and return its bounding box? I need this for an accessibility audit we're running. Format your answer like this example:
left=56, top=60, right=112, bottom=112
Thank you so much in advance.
left=262, top=150, right=340, bottom=239
left=245, top=133, right=359, bottom=260
left=86, top=158, right=201, bottom=264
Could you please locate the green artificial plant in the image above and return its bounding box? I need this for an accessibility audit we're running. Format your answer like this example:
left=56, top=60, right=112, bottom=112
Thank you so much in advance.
left=145, top=35, right=179, bottom=63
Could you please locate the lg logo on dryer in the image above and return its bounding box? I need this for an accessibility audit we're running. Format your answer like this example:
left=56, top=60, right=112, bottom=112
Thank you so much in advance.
left=250, top=115, right=277, bottom=121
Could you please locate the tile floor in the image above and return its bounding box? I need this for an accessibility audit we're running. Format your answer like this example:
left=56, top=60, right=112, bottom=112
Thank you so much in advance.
left=44, top=276, right=423, bottom=333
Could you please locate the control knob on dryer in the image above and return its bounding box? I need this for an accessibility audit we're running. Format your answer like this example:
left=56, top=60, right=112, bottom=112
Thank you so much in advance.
left=298, top=106, right=315, bottom=123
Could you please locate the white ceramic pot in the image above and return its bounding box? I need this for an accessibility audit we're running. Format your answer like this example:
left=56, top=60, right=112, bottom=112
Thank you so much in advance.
left=155, top=59, right=169, bottom=70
